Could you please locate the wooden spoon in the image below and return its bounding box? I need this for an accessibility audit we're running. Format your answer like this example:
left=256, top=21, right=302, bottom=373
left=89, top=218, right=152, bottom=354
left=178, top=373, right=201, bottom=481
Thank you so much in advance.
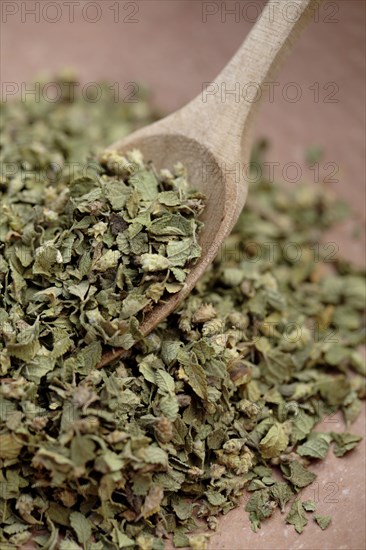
left=100, top=0, right=320, bottom=367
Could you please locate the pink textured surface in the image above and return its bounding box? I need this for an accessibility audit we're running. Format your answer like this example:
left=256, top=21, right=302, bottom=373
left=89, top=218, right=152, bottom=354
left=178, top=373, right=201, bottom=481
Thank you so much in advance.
left=1, top=2, right=365, bottom=549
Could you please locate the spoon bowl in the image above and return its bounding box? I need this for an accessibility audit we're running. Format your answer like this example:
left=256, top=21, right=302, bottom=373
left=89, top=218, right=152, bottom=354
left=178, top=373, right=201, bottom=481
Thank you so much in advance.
left=103, top=126, right=237, bottom=346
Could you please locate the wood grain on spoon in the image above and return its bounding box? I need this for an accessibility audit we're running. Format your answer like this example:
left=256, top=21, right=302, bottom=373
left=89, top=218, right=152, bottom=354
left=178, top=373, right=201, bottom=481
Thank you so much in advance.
left=99, top=0, right=321, bottom=367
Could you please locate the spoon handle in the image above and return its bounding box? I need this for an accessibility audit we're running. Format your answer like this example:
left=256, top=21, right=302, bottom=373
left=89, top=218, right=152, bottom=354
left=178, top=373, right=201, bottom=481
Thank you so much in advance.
left=185, top=0, right=321, bottom=158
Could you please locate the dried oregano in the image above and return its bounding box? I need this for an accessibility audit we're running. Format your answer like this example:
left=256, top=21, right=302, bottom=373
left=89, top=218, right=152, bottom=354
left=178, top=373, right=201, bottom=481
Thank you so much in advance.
left=0, top=75, right=365, bottom=549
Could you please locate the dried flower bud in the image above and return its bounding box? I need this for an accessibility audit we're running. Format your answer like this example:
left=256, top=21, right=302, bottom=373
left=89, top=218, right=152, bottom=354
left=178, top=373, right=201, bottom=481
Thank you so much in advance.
left=228, top=360, right=252, bottom=386
left=202, top=318, right=223, bottom=336
left=155, top=416, right=174, bottom=443
left=210, top=463, right=226, bottom=479
left=228, top=312, right=249, bottom=330
left=223, top=438, right=245, bottom=454
left=238, top=399, right=260, bottom=418
left=192, top=303, right=217, bottom=324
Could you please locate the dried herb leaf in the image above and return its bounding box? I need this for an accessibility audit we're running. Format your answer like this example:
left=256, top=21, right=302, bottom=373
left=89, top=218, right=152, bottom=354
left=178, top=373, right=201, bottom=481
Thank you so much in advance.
left=314, top=514, right=332, bottom=530
left=69, top=512, right=92, bottom=548
left=331, top=432, right=362, bottom=457
left=281, top=461, right=317, bottom=489
left=297, top=432, right=331, bottom=459
left=286, top=498, right=309, bottom=533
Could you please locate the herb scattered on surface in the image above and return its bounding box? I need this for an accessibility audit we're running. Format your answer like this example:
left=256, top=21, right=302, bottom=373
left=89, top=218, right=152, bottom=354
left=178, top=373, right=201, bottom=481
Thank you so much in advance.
left=0, top=75, right=365, bottom=549
left=314, top=514, right=332, bottom=530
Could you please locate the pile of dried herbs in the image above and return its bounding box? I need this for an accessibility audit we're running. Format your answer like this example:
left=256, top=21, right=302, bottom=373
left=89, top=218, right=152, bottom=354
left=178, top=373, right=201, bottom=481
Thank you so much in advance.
left=0, top=82, right=205, bottom=353
left=0, top=75, right=365, bottom=549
